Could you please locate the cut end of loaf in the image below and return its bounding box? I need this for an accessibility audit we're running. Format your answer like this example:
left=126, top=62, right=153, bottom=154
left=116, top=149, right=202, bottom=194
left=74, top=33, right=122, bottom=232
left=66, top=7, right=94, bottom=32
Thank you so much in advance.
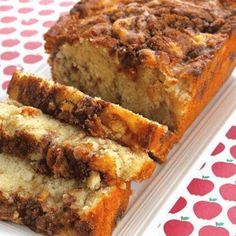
left=51, top=40, right=182, bottom=131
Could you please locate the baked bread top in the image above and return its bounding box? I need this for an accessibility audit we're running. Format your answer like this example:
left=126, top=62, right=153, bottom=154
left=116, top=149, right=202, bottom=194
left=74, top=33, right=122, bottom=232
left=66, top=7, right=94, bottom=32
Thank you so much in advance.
left=45, top=0, right=236, bottom=80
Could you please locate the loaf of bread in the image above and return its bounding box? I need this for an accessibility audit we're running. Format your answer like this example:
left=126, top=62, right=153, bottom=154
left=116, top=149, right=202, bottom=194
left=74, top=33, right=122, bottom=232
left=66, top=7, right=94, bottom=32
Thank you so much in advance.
left=7, top=71, right=172, bottom=162
left=0, top=152, right=131, bottom=236
left=0, top=101, right=155, bottom=182
left=44, top=0, right=236, bottom=139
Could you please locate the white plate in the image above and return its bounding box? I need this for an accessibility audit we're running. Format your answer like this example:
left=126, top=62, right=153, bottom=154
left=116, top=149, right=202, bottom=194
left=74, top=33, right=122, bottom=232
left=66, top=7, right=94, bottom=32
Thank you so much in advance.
left=0, top=65, right=235, bottom=236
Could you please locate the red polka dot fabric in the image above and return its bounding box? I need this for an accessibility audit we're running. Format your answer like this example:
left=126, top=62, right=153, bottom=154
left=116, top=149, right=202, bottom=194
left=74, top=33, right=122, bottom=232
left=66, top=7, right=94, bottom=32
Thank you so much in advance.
left=0, top=0, right=74, bottom=92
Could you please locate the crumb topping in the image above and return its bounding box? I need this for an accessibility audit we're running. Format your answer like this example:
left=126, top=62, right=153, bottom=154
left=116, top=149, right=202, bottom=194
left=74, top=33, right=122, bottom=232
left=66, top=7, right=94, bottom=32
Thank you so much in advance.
left=45, top=0, right=236, bottom=77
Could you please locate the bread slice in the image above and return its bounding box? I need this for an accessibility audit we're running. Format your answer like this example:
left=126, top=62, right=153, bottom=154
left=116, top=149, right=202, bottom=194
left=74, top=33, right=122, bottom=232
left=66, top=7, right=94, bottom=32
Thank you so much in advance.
left=7, top=71, right=172, bottom=162
left=0, top=152, right=131, bottom=236
left=44, top=0, right=236, bottom=139
left=0, top=101, right=155, bottom=182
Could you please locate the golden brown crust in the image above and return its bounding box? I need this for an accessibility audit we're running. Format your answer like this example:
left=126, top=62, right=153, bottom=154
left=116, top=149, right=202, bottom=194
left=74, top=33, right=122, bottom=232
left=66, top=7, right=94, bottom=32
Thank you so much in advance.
left=7, top=71, right=169, bottom=161
left=176, top=25, right=236, bottom=137
left=78, top=182, right=131, bottom=236
left=0, top=183, right=131, bottom=236
left=159, top=28, right=236, bottom=150
left=45, top=0, right=236, bottom=75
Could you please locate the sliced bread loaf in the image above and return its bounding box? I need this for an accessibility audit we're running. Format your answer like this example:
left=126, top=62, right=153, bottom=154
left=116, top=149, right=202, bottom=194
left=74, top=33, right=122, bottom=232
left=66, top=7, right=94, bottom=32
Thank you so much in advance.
left=8, top=71, right=173, bottom=162
left=0, top=102, right=155, bottom=182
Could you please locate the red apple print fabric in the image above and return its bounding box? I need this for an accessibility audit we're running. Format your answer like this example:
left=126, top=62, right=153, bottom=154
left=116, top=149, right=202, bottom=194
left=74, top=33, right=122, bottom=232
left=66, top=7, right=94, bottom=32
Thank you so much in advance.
left=0, top=0, right=74, bottom=93
left=157, top=122, right=236, bottom=236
